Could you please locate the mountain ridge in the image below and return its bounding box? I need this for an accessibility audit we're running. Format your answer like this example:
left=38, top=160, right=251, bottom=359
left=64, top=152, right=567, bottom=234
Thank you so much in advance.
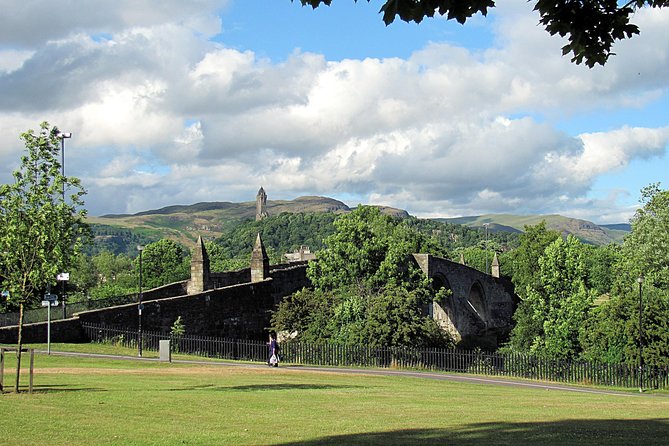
left=435, top=214, right=628, bottom=245
left=88, top=196, right=629, bottom=252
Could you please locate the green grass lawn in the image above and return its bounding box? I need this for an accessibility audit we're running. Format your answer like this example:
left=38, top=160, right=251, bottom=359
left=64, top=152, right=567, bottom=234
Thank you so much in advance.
left=1, top=345, right=668, bottom=446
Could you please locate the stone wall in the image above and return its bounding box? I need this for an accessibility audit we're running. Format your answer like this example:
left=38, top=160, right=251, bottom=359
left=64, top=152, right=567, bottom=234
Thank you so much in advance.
left=77, top=280, right=275, bottom=339
left=0, top=318, right=85, bottom=344
left=210, top=268, right=252, bottom=289
left=0, top=263, right=311, bottom=344
left=0, top=281, right=276, bottom=343
left=269, top=262, right=309, bottom=304
left=142, top=281, right=189, bottom=301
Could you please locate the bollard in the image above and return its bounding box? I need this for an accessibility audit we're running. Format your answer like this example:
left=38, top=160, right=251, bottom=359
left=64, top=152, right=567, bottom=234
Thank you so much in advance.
left=29, top=349, right=34, bottom=394
left=0, top=348, right=4, bottom=393
left=159, top=340, right=171, bottom=362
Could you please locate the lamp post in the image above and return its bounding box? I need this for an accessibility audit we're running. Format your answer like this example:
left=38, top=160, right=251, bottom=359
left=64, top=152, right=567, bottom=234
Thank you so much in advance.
left=638, top=274, right=644, bottom=393
left=483, top=223, right=490, bottom=274
left=56, top=131, right=71, bottom=199
left=137, top=245, right=144, bottom=357
left=56, top=131, right=71, bottom=318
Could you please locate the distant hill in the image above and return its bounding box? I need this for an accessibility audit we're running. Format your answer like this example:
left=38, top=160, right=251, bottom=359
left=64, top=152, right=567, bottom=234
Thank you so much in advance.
left=87, top=196, right=629, bottom=255
left=436, top=214, right=629, bottom=246
left=88, top=196, right=408, bottom=253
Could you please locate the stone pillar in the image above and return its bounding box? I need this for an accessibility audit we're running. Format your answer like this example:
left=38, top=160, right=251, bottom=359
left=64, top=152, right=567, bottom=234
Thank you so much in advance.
left=251, top=233, right=270, bottom=283
left=491, top=252, right=500, bottom=278
left=412, top=253, right=430, bottom=277
left=188, top=235, right=211, bottom=294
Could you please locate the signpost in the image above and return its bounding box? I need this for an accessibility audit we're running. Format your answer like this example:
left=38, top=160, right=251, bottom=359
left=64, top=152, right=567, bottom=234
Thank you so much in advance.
left=57, top=272, right=69, bottom=319
left=42, top=293, right=59, bottom=355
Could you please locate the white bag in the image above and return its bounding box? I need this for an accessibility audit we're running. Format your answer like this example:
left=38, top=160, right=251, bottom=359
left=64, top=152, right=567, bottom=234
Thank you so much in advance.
left=269, top=354, right=278, bottom=365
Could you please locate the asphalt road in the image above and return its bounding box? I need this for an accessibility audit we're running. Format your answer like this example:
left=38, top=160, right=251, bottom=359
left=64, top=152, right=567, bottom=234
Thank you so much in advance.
left=43, top=350, right=665, bottom=398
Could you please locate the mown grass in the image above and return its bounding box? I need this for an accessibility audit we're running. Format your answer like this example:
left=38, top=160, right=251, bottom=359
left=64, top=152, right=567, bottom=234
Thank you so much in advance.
left=1, top=345, right=668, bottom=446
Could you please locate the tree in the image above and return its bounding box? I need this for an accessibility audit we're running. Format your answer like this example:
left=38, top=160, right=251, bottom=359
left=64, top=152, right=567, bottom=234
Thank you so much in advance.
left=581, top=283, right=669, bottom=367
left=362, top=285, right=452, bottom=348
left=271, top=284, right=452, bottom=348
left=215, top=212, right=338, bottom=264
left=307, top=206, right=444, bottom=292
left=294, top=0, right=668, bottom=67
left=508, top=221, right=561, bottom=299
left=89, top=251, right=136, bottom=299
left=270, top=287, right=338, bottom=342
left=580, top=184, right=669, bottom=367
left=135, top=239, right=189, bottom=290
left=203, top=241, right=249, bottom=273
left=453, top=246, right=497, bottom=275
left=68, top=253, right=99, bottom=301
left=621, top=183, right=669, bottom=289
left=582, top=243, right=621, bottom=296
left=0, top=122, right=90, bottom=392
left=508, top=235, right=596, bottom=358
left=272, top=206, right=452, bottom=348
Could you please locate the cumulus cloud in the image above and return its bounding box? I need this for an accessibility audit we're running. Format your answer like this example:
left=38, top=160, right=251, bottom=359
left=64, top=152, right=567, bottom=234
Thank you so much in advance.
left=0, top=0, right=227, bottom=47
left=0, top=0, right=667, bottom=222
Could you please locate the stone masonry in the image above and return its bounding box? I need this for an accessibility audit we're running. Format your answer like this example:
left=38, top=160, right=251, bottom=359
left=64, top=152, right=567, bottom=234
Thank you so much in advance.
left=413, top=254, right=518, bottom=349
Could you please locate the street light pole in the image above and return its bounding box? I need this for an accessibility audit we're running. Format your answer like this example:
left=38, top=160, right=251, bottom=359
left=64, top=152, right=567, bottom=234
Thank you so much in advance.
left=56, top=131, right=71, bottom=319
left=56, top=132, right=71, bottom=199
left=484, top=223, right=489, bottom=274
left=138, top=245, right=144, bottom=357
left=638, top=274, right=644, bottom=393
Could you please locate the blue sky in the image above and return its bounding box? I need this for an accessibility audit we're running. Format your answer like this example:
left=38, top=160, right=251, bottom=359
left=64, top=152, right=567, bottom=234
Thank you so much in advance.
left=0, top=0, right=667, bottom=223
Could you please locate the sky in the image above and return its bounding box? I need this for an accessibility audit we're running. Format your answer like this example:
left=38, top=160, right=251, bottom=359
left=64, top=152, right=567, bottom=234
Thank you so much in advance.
left=0, top=0, right=668, bottom=224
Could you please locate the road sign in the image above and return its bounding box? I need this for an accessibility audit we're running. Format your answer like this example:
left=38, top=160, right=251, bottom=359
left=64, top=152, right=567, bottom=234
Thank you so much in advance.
left=42, top=300, right=59, bottom=307
left=57, top=272, right=70, bottom=281
left=44, top=293, right=58, bottom=302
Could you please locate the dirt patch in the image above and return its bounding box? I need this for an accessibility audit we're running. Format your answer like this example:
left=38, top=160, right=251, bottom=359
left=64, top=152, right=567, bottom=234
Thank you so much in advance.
left=35, top=366, right=286, bottom=377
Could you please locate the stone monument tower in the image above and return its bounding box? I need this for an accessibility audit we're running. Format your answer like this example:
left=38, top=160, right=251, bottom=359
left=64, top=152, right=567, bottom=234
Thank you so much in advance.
left=256, top=187, right=268, bottom=221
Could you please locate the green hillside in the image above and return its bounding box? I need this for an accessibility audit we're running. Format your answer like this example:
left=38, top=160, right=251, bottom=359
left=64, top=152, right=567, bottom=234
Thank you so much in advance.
left=87, top=196, right=406, bottom=254
left=436, top=214, right=628, bottom=245
left=86, top=196, right=629, bottom=256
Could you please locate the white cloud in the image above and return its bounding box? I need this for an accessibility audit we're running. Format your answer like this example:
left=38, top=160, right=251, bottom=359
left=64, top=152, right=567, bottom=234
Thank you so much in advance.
left=0, top=50, right=35, bottom=73
left=0, top=0, right=668, bottom=222
left=0, top=0, right=228, bottom=47
left=575, top=126, right=669, bottom=179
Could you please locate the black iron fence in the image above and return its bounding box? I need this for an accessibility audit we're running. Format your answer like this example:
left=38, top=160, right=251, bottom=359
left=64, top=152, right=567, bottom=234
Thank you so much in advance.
left=83, top=323, right=267, bottom=361
left=0, top=294, right=139, bottom=327
left=81, top=323, right=669, bottom=390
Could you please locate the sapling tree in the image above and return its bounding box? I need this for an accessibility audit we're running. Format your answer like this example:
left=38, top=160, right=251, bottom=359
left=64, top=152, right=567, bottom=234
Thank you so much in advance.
left=0, top=122, right=90, bottom=392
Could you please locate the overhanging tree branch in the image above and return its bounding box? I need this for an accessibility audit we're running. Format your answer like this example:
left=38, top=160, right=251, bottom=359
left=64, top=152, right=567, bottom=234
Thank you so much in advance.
left=293, top=0, right=668, bottom=67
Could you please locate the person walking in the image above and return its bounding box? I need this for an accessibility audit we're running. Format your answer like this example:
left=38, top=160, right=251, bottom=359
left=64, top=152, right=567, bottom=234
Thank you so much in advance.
left=268, top=333, right=279, bottom=367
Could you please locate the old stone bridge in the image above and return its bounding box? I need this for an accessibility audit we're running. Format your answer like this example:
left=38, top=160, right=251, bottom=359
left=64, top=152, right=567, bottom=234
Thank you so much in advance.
left=413, top=254, right=519, bottom=349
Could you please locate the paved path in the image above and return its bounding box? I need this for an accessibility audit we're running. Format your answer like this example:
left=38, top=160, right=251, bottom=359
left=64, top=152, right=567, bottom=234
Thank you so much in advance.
left=44, top=350, right=666, bottom=398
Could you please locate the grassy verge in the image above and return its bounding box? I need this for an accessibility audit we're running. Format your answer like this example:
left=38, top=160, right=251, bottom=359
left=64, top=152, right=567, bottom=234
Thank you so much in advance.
left=0, top=346, right=668, bottom=445
left=3, top=342, right=667, bottom=394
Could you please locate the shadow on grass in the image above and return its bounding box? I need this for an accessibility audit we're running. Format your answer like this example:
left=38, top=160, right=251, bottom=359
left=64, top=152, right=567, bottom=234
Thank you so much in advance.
left=165, top=383, right=365, bottom=392
left=22, top=384, right=108, bottom=394
left=276, top=419, right=669, bottom=446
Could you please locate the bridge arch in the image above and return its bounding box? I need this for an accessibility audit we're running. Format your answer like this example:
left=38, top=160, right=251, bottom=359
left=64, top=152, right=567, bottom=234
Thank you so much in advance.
left=431, top=273, right=452, bottom=294
left=467, top=281, right=487, bottom=322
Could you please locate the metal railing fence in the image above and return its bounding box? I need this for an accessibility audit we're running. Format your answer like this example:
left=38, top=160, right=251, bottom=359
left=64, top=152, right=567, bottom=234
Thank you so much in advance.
left=81, top=323, right=669, bottom=390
